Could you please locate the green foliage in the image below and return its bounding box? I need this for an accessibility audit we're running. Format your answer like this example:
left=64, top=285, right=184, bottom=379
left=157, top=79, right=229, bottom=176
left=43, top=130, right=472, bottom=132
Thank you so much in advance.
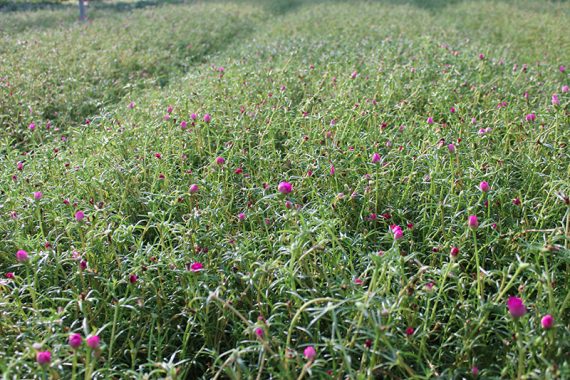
left=0, top=0, right=569, bottom=379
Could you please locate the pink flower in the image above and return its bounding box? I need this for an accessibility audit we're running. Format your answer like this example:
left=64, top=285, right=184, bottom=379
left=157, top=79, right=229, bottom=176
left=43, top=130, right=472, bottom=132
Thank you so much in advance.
left=371, top=152, right=381, bottom=163
left=189, top=184, right=199, bottom=193
left=129, top=274, right=138, bottom=284
left=541, top=314, right=554, bottom=329
left=86, top=335, right=100, bottom=349
left=190, top=113, right=197, bottom=120
left=17, top=161, right=23, bottom=171
left=425, top=282, right=435, bottom=292
left=238, top=213, right=246, bottom=221
left=426, top=117, right=434, bottom=124
left=468, top=215, right=478, bottom=229
left=448, top=143, right=456, bottom=153
left=29, top=122, right=36, bottom=131
left=16, top=249, right=28, bottom=262
left=167, top=105, right=173, bottom=114
left=303, top=346, right=317, bottom=361
left=351, top=71, right=358, bottom=79
left=180, top=120, right=188, bottom=129
left=479, top=181, right=490, bottom=192
left=128, top=101, right=135, bottom=109
left=203, top=114, right=212, bottom=123
left=478, top=53, right=485, bottom=60
left=33, top=191, right=43, bottom=200
left=472, top=366, right=479, bottom=377
left=450, top=246, right=460, bottom=257
left=75, top=210, right=85, bottom=222
left=69, top=333, right=83, bottom=349
left=215, top=156, right=225, bottom=165
left=5, top=272, right=15, bottom=279
left=330, top=165, right=335, bottom=175
left=189, top=262, right=204, bottom=272
left=560, top=65, right=566, bottom=73
left=36, top=351, right=51, bottom=366
left=562, top=85, right=569, bottom=93
left=507, top=296, right=526, bottom=318
left=277, top=181, right=292, bottom=194
left=164, top=114, right=171, bottom=121
left=79, top=260, right=87, bottom=271
left=405, top=327, right=415, bottom=336
left=450, top=107, right=456, bottom=113
left=525, top=113, right=536, bottom=122
left=254, top=327, right=264, bottom=337
left=471, top=117, right=477, bottom=124
left=551, top=94, right=560, bottom=106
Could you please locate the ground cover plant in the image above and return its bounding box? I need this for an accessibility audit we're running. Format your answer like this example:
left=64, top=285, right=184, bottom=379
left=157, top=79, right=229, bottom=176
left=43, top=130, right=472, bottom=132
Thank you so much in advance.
left=1, top=0, right=569, bottom=378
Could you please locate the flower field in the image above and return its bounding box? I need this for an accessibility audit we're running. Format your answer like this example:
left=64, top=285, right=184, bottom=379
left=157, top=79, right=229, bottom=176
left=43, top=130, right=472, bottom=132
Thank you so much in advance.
left=0, top=0, right=569, bottom=378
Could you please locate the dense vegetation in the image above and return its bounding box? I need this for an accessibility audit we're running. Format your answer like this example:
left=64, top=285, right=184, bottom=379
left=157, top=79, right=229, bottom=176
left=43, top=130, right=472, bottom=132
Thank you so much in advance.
left=1, top=0, right=569, bottom=378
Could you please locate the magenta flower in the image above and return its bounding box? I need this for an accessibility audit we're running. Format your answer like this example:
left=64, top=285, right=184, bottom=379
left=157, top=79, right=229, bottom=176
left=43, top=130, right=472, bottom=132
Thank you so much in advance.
left=203, top=114, right=212, bottom=123
left=189, top=262, right=204, bottom=272
left=5, top=272, right=15, bottom=279
left=468, top=215, right=478, bottom=229
left=277, top=181, right=292, bottom=194
left=129, top=274, right=138, bottom=284
left=36, top=351, right=51, bottom=366
left=371, top=152, right=381, bottom=164
left=167, top=105, right=173, bottom=114
left=215, top=156, right=225, bottom=165
left=79, top=260, right=87, bottom=271
left=562, top=85, right=569, bottom=93
left=450, top=107, right=456, bottom=113
left=17, top=161, right=23, bottom=171
left=254, top=327, right=264, bottom=338
left=525, top=113, right=536, bottom=122
left=560, top=65, right=566, bottom=73
left=16, top=249, right=29, bottom=262
left=303, top=346, right=317, bottom=361
left=180, top=120, right=188, bottom=129
left=479, top=181, right=490, bottom=192
left=69, top=333, right=83, bottom=349
left=33, top=191, right=43, bottom=200
left=426, top=117, right=434, bottom=124
left=507, top=296, right=526, bottom=318
left=541, top=314, right=554, bottom=329
left=351, top=71, right=358, bottom=79
left=128, top=101, right=135, bottom=109
left=238, top=213, right=246, bottom=221
left=551, top=94, right=560, bottom=106
left=86, top=335, right=100, bottom=349
left=330, top=164, right=335, bottom=176
left=189, top=184, right=199, bottom=193
left=392, top=226, right=403, bottom=240
left=450, top=246, right=459, bottom=257
left=448, top=143, right=456, bottom=153
left=29, top=122, right=36, bottom=131
left=478, top=53, right=485, bottom=60
left=75, top=210, right=85, bottom=222
left=472, top=366, right=479, bottom=377
left=405, top=326, right=415, bottom=336
left=163, top=114, right=171, bottom=121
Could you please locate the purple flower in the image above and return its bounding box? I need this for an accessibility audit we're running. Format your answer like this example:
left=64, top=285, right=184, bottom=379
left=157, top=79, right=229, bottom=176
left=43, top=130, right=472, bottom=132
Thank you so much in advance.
left=215, top=156, right=225, bottom=165
left=371, top=152, right=381, bottom=163
left=448, top=143, right=456, bottom=153
left=468, top=215, right=478, bottom=229
left=303, top=346, right=316, bottom=361
left=203, top=114, right=212, bottom=123
left=69, top=333, right=83, bottom=349
left=552, top=94, right=560, bottom=106
left=525, top=113, right=536, bottom=122
left=479, top=181, right=490, bottom=192
left=75, top=210, right=85, bottom=222
left=36, top=351, right=51, bottom=366
left=86, top=335, right=101, bottom=349
left=189, top=184, right=199, bottom=193
left=33, top=191, right=43, bottom=200
left=426, top=117, right=434, bottom=124
left=541, top=314, right=554, bottom=329
left=507, top=296, right=526, bottom=318
left=16, top=249, right=29, bottom=262
left=277, top=181, right=292, bottom=194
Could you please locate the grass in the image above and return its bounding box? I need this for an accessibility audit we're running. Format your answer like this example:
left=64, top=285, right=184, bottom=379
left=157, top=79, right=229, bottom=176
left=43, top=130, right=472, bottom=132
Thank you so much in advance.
left=0, top=0, right=569, bottom=378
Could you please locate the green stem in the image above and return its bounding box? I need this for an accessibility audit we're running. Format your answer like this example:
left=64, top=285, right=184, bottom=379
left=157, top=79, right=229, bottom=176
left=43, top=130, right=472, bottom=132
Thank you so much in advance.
left=472, top=231, right=483, bottom=300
